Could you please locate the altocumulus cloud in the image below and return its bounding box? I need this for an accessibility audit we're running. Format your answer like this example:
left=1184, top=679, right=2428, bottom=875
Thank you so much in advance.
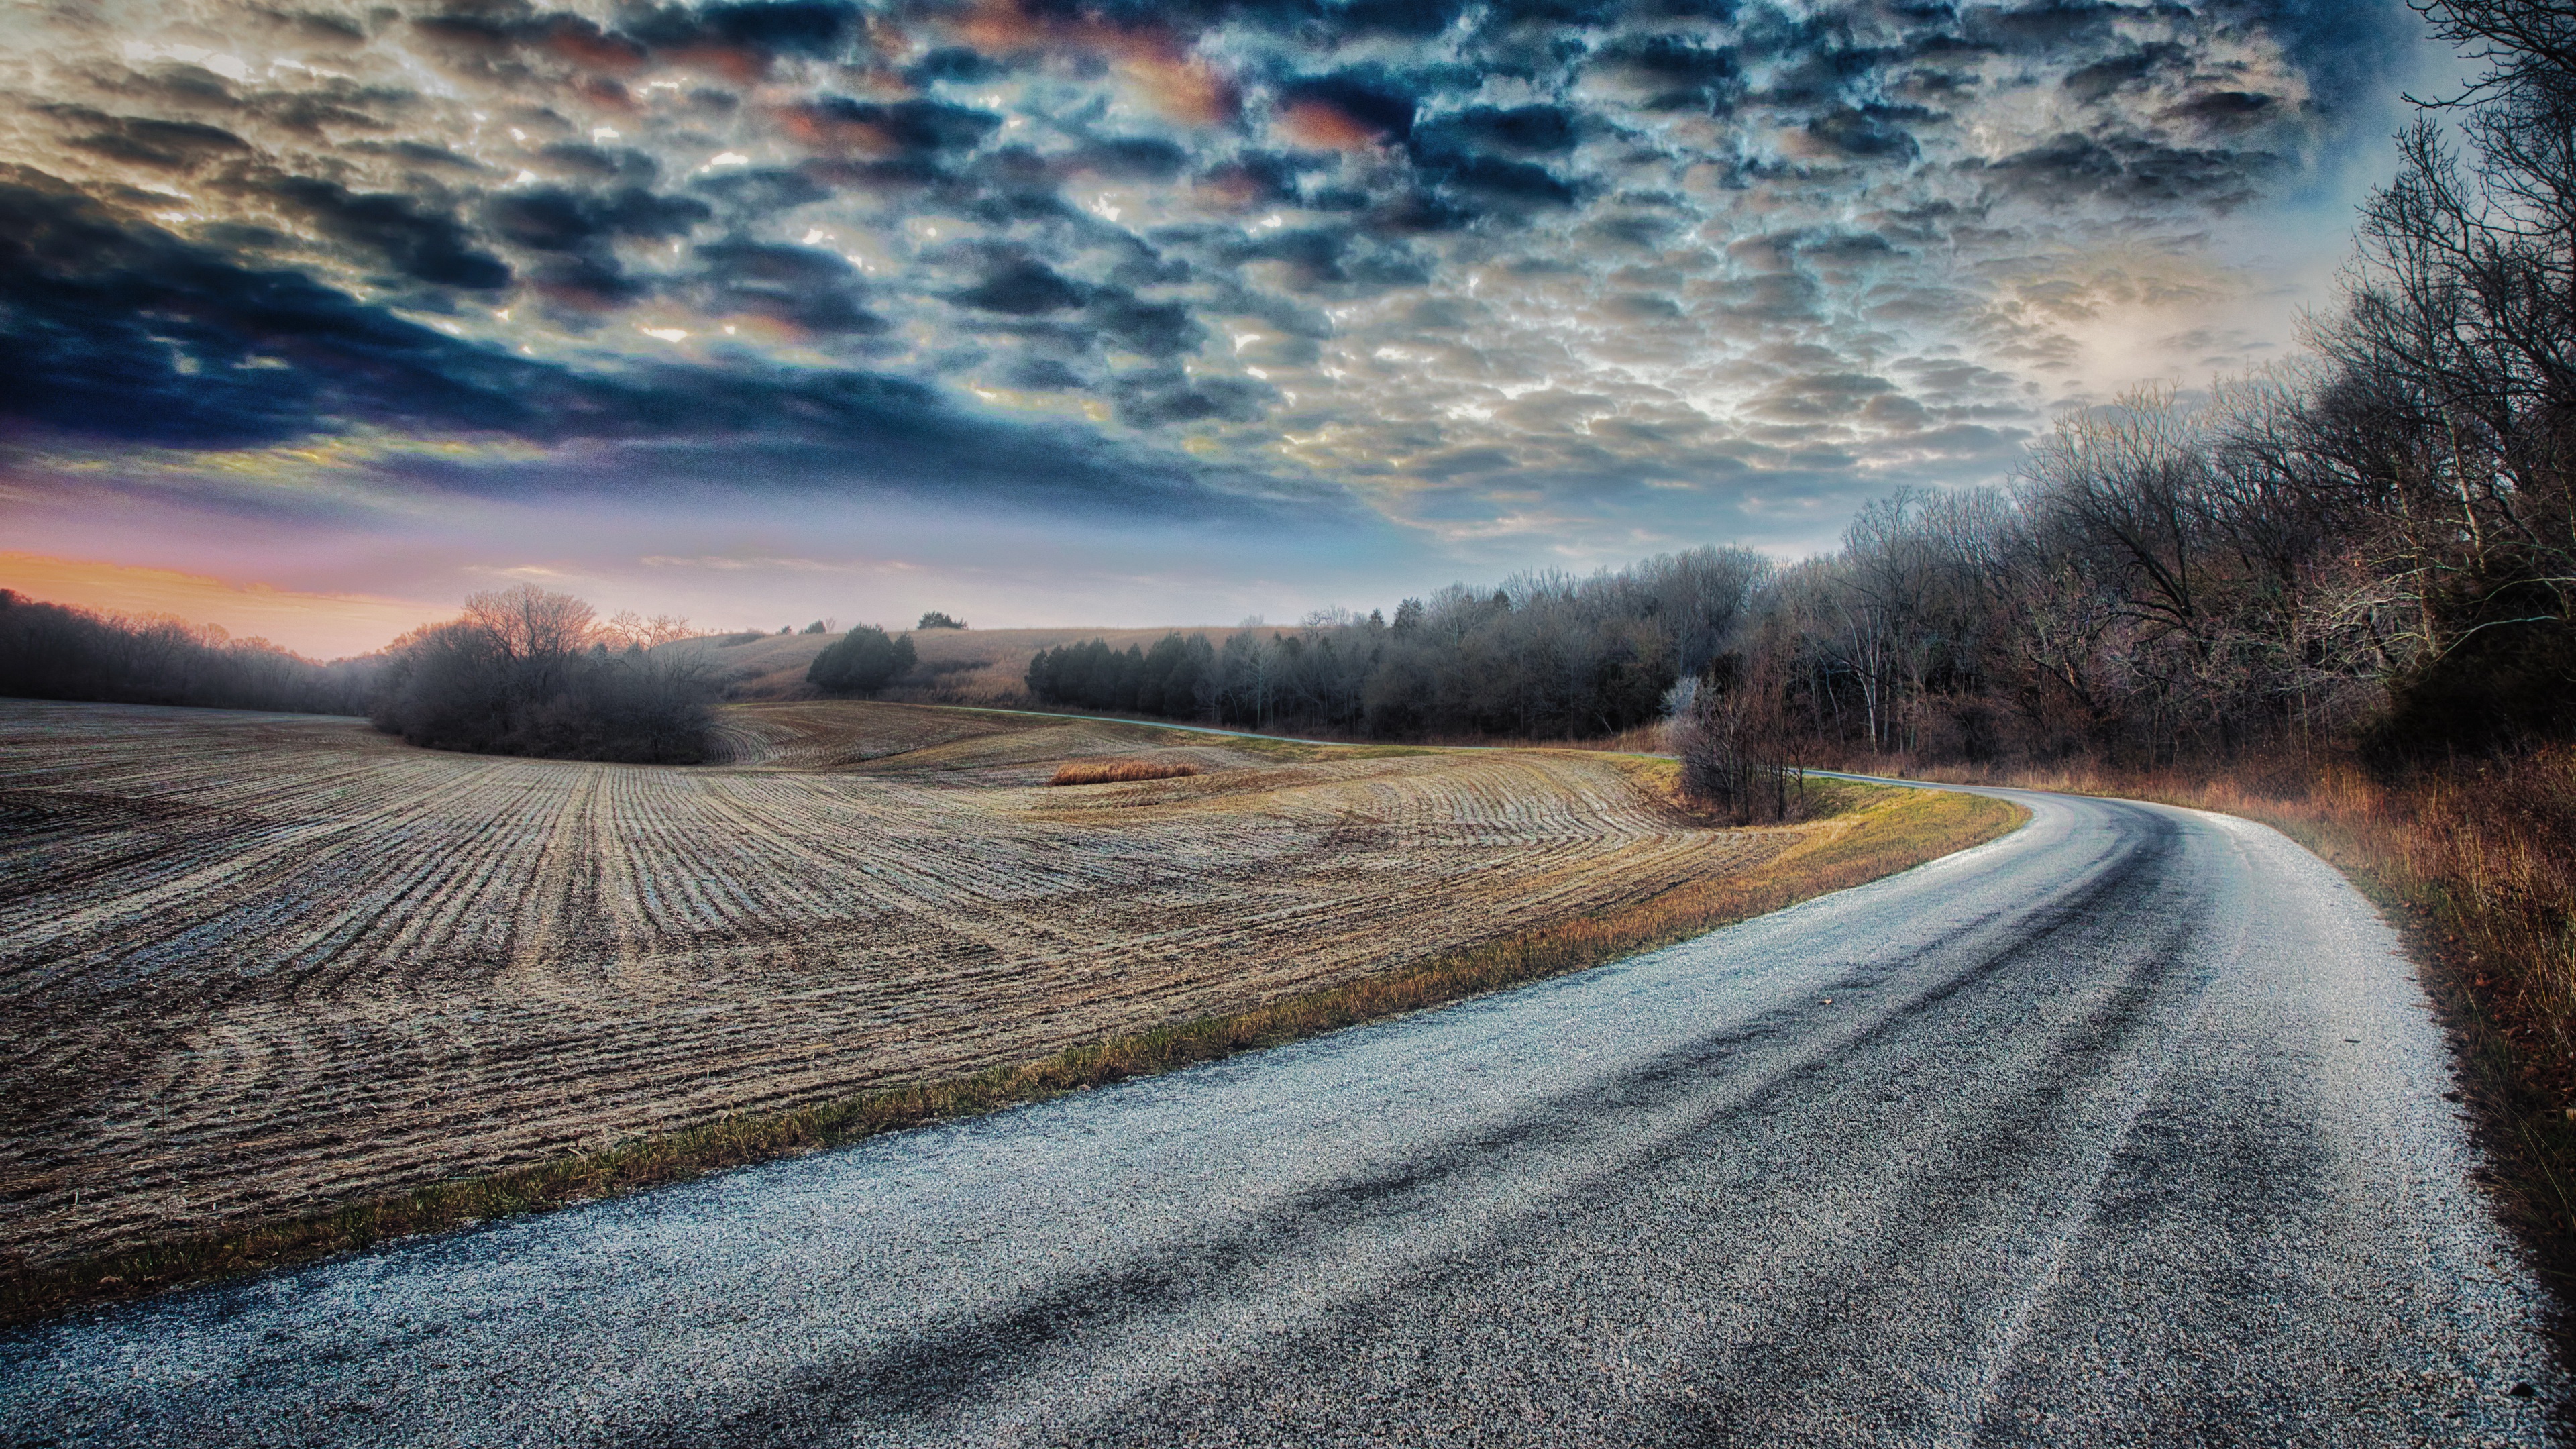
left=0, top=0, right=2416, bottom=551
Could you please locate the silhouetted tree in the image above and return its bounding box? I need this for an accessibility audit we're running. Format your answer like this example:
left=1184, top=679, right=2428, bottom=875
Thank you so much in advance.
left=370, top=585, right=714, bottom=762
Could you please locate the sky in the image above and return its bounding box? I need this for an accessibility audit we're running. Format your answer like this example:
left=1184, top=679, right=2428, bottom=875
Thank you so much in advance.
left=0, top=0, right=2439, bottom=657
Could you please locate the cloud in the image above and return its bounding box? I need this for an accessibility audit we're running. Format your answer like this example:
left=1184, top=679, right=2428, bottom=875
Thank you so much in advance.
left=952, top=257, right=1086, bottom=314
left=269, top=177, right=511, bottom=288
left=0, top=0, right=2426, bottom=567
left=0, top=175, right=1318, bottom=520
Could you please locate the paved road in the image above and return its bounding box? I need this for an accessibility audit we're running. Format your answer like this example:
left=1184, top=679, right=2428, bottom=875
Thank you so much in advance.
left=3, top=785, right=2562, bottom=1446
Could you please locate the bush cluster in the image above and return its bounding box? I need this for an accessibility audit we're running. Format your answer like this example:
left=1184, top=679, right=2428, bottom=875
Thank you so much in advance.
left=806, top=626, right=916, bottom=696
left=369, top=586, right=714, bottom=763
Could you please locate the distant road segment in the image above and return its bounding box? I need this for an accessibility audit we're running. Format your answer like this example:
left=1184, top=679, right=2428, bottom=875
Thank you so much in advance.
left=1, top=784, right=2559, bottom=1445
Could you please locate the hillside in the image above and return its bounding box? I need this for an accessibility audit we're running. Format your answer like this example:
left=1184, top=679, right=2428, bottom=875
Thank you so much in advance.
left=668, top=625, right=1224, bottom=706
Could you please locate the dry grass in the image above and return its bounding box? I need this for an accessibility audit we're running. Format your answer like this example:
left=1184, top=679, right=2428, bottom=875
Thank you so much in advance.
left=0, top=773, right=2017, bottom=1329
left=1882, top=747, right=2576, bottom=1287
left=1048, top=758, right=1201, bottom=786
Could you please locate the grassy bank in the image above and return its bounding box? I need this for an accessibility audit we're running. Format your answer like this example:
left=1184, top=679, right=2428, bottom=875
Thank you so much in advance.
left=0, top=778, right=2019, bottom=1330
left=1890, top=748, right=2576, bottom=1295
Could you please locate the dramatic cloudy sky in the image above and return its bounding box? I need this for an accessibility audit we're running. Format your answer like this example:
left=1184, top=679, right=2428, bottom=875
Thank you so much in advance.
left=0, top=0, right=2434, bottom=653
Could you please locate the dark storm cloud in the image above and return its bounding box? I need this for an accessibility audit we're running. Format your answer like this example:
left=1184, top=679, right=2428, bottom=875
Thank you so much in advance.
left=1278, top=74, right=1419, bottom=142
left=2063, top=43, right=2188, bottom=103
left=688, top=166, right=834, bottom=213
left=356, top=140, right=494, bottom=173
left=625, top=1, right=865, bottom=56
left=1114, top=371, right=1276, bottom=427
left=533, top=142, right=660, bottom=184
left=1974, top=132, right=2267, bottom=207
left=951, top=258, right=1087, bottom=314
left=1596, top=32, right=1744, bottom=111
left=1063, top=136, right=1190, bottom=183
left=0, top=175, right=538, bottom=445
left=777, top=97, right=1000, bottom=162
left=270, top=178, right=511, bottom=288
left=51, top=109, right=254, bottom=170
left=693, top=237, right=884, bottom=334
left=1090, top=293, right=1205, bottom=357
left=483, top=186, right=710, bottom=252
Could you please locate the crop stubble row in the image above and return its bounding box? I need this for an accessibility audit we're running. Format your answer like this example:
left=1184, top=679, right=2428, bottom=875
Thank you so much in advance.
left=0, top=699, right=1776, bottom=1267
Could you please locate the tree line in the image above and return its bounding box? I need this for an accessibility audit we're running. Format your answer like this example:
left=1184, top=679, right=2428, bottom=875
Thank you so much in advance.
left=0, top=589, right=376, bottom=715
left=1, top=583, right=720, bottom=763
left=1025, top=547, right=1770, bottom=739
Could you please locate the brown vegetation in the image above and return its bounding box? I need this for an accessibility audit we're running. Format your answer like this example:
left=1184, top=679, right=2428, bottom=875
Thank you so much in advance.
left=0, top=763, right=2013, bottom=1328
left=1048, top=758, right=1201, bottom=786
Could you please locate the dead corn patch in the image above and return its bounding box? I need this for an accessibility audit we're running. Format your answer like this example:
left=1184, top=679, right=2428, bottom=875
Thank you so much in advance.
left=0, top=772, right=2016, bottom=1328
left=1047, top=759, right=1201, bottom=786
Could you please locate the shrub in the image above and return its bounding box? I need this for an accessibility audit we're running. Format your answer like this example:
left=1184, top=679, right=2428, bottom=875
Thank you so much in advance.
left=368, top=586, right=715, bottom=763
left=807, top=625, right=917, bottom=696
left=918, top=611, right=968, bottom=630
left=1666, top=656, right=1803, bottom=826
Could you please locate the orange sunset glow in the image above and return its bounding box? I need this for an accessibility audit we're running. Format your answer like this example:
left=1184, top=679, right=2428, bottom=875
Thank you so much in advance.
left=0, top=555, right=443, bottom=661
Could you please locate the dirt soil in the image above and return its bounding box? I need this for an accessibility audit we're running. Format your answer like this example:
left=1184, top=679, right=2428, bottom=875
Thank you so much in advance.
left=0, top=698, right=1780, bottom=1269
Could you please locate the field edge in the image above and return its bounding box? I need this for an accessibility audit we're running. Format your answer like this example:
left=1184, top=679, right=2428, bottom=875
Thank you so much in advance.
left=0, top=780, right=2024, bottom=1331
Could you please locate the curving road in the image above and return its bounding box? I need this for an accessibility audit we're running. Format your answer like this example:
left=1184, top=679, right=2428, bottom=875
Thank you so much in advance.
left=2, top=784, right=2563, bottom=1446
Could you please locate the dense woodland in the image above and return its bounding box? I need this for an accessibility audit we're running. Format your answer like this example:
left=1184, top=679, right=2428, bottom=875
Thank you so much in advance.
left=0, top=589, right=375, bottom=715
left=1714, top=0, right=2576, bottom=792
left=1026, top=547, right=1767, bottom=739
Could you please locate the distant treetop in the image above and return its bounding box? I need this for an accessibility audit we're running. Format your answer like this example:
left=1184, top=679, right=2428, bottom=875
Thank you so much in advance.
left=918, top=610, right=967, bottom=630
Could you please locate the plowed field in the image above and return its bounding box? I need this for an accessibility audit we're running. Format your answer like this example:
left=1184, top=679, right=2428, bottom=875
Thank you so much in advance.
left=0, top=699, right=1778, bottom=1270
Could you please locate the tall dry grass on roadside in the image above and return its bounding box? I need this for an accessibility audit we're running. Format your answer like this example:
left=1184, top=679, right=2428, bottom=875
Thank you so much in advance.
left=1046, top=758, right=1200, bottom=785
left=1898, top=747, right=2576, bottom=1276
left=0, top=779, right=2017, bottom=1329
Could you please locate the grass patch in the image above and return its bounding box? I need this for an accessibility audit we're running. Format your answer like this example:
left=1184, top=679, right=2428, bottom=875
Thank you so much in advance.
left=0, top=780, right=2019, bottom=1331
left=1046, top=759, right=1201, bottom=785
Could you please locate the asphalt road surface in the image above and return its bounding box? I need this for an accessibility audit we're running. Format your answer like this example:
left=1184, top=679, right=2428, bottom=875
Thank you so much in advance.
left=3, top=784, right=2563, bottom=1446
